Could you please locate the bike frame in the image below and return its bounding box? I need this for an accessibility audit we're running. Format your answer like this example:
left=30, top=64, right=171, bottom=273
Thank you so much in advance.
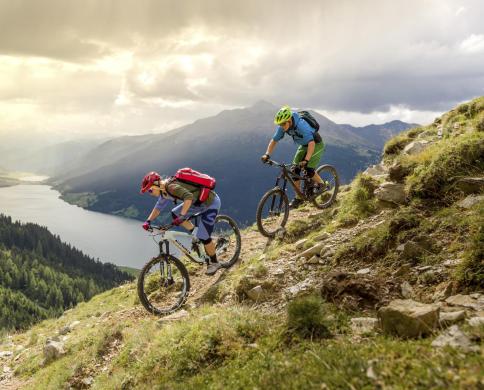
left=269, top=161, right=311, bottom=201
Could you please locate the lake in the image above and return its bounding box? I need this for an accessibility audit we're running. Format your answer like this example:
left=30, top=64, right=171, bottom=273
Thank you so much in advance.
left=0, top=183, right=159, bottom=268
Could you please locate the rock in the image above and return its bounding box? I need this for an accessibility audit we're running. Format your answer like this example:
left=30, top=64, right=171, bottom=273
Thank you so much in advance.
left=58, top=326, right=71, bottom=336
left=350, top=317, right=379, bottom=335
left=432, top=282, right=453, bottom=302
left=0, top=351, right=13, bottom=358
left=403, top=140, right=431, bottom=155
left=319, top=245, right=333, bottom=257
left=43, top=340, right=66, bottom=363
left=157, top=309, right=189, bottom=326
left=455, top=177, right=484, bottom=194
left=446, top=294, right=484, bottom=311
left=82, top=377, right=94, bottom=386
left=315, top=231, right=331, bottom=241
left=457, top=194, right=484, bottom=209
left=417, top=130, right=435, bottom=139
left=439, top=310, right=466, bottom=326
left=272, top=268, right=285, bottom=276
left=69, top=320, right=80, bottom=329
left=378, top=299, right=439, bottom=338
left=295, top=239, right=308, bottom=250
left=431, top=325, right=479, bottom=353
left=363, top=163, right=388, bottom=179
left=388, top=161, right=411, bottom=183
left=443, top=259, right=462, bottom=267
left=396, top=241, right=423, bottom=260
left=375, top=182, right=407, bottom=205
left=356, top=267, right=371, bottom=275
left=3, top=365, right=11, bottom=373
left=467, top=316, right=484, bottom=327
left=416, top=265, right=432, bottom=272
left=400, top=281, right=414, bottom=299
left=307, top=256, right=320, bottom=264
left=246, top=285, right=264, bottom=301
left=298, top=243, right=326, bottom=259
left=285, top=278, right=314, bottom=299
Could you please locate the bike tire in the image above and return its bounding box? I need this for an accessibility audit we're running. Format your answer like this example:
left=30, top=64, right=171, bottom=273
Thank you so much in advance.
left=213, top=214, right=242, bottom=269
left=137, top=254, right=190, bottom=316
left=256, top=187, right=290, bottom=238
left=312, top=165, right=339, bottom=209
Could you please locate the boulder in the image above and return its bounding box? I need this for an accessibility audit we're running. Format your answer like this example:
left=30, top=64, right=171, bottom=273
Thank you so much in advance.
left=432, top=282, right=453, bottom=302
left=285, top=278, right=314, bottom=299
left=307, top=256, right=320, bottom=264
left=350, top=317, right=379, bottom=335
left=246, top=285, right=264, bottom=301
left=403, top=140, right=431, bottom=155
left=467, top=316, right=484, bottom=327
left=375, top=182, right=406, bottom=205
left=58, top=326, right=71, bottom=336
left=295, top=239, right=308, bottom=250
left=378, top=299, right=439, bottom=338
left=446, top=294, right=484, bottom=311
left=455, top=177, right=484, bottom=194
left=298, top=243, right=326, bottom=259
left=315, top=232, right=331, bottom=241
left=431, top=325, right=479, bottom=353
left=439, top=310, right=466, bottom=326
left=363, top=163, right=388, bottom=179
left=457, top=194, right=484, bottom=209
left=43, top=340, right=66, bottom=363
left=388, top=162, right=411, bottom=183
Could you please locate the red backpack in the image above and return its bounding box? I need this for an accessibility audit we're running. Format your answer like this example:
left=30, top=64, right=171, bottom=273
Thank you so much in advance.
left=171, top=168, right=216, bottom=203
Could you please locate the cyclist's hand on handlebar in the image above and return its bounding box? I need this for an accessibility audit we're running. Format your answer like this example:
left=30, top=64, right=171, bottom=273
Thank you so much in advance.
left=261, top=154, right=270, bottom=163
left=298, top=159, right=309, bottom=168
left=142, top=220, right=152, bottom=231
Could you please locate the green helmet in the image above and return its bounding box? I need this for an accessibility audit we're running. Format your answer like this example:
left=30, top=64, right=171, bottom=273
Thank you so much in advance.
left=274, top=105, right=292, bottom=125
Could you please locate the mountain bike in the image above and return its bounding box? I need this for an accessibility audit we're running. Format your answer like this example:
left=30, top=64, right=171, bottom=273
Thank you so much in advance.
left=256, top=159, right=339, bottom=238
left=137, top=213, right=241, bottom=315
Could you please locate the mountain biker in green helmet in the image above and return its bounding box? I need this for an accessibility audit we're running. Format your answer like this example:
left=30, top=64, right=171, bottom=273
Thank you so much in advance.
left=261, top=105, right=325, bottom=208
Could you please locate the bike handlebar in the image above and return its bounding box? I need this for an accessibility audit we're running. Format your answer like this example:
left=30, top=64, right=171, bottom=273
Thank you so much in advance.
left=147, top=211, right=204, bottom=233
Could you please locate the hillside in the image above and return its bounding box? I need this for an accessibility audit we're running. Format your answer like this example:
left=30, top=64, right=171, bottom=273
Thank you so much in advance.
left=1, top=97, right=482, bottom=389
left=49, top=102, right=416, bottom=225
left=0, top=215, right=134, bottom=331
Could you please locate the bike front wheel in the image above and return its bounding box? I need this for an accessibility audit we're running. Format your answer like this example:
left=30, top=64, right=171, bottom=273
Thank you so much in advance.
left=312, top=165, right=339, bottom=209
left=256, top=187, right=290, bottom=238
left=137, top=254, right=190, bottom=315
left=212, top=214, right=241, bottom=268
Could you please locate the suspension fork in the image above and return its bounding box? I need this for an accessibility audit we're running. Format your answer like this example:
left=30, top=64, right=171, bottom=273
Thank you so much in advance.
left=269, top=171, right=285, bottom=212
left=158, top=240, right=173, bottom=281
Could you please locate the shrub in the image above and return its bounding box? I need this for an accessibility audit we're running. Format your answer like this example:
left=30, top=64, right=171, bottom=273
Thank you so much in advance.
left=286, top=295, right=331, bottom=340
left=336, top=174, right=378, bottom=226
left=407, top=133, right=484, bottom=201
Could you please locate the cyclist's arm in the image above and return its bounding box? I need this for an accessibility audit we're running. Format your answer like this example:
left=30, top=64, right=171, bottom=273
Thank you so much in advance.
left=305, top=140, right=315, bottom=161
left=147, top=207, right=160, bottom=222
left=179, top=199, right=193, bottom=216
left=266, top=139, right=278, bottom=155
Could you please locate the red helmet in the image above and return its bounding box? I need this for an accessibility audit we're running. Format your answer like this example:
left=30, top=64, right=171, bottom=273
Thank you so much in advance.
left=140, top=171, right=161, bottom=193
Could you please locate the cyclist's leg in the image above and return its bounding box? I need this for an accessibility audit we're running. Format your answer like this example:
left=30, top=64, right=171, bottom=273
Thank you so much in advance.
left=308, top=142, right=325, bottom=184
left=292, top=146, right=306, bottom=197
left=197, top=195, right=222, bottom=274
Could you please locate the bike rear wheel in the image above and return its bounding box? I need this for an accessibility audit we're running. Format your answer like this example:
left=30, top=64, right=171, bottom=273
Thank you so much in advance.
left=137, top=254, right=190, bottom=315
left=256, top=187, right=290, bottom=238
left=312, top=165, right=339, bottom=209
left=212, top=214, right=241, bottom=268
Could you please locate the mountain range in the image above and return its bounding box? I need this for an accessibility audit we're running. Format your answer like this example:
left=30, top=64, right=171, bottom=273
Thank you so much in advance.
left=45, top=101, right=417, bottom=225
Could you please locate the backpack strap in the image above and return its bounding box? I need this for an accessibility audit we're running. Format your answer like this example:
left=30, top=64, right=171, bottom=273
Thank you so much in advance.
left=164, top=177, right=182, bottom=203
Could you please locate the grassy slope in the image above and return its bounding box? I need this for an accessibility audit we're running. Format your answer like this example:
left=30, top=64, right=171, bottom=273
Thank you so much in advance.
left=2, top=97, right=484, bottom=389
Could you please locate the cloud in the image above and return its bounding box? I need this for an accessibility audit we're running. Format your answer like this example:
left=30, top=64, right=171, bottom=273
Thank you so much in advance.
left=0, top=0, right=483, bottom=138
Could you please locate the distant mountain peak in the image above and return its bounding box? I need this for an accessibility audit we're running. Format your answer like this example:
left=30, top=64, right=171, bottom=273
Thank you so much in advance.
left=249, top=100, right=277, bottom=111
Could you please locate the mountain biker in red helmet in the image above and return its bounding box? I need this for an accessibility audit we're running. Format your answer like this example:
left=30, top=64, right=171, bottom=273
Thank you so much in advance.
left=261, top=105, right=325, bottom=209
left=140, top=171, right=222, bottom=275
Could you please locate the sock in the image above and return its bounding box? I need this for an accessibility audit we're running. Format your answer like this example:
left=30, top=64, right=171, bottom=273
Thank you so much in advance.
left=210, top=254, right=218, bottom=264
left=188, top=227, right=195, bottom=234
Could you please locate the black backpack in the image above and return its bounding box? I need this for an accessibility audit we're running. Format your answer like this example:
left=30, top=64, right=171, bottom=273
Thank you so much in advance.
left=298, top=110, right=320, bottom=132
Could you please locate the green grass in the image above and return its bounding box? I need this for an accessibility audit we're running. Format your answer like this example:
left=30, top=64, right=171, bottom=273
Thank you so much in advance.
left=116, top=266, right=140, bottom=278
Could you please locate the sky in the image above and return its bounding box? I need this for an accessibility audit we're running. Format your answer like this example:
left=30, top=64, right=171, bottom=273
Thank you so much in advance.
left=1, top=0, right=483, bottom=140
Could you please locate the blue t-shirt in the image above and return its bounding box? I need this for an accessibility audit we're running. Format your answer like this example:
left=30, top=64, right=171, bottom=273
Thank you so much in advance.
left=272, top=112, right=316, bottom=146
